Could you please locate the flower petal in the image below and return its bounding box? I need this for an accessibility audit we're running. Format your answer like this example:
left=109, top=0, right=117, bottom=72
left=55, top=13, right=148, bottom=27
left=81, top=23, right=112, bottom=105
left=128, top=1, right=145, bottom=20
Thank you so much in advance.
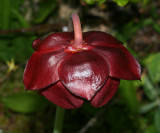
left=58, top=51, right=109, bottom=100
left=93, top=45, right=141, bottom=80
left=32, top=32, right=74, bottom=51
left=83, top=31, right=122, bottom=46
left=23, top=50, right=67, bottom=90
left=40, top=82, right=84, bottom=109
left=91, top=77, right=120, bottom=108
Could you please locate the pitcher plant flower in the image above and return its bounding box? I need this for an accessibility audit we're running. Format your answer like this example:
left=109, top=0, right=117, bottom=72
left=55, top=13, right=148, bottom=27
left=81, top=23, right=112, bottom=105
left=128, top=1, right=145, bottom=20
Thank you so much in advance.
left=23, top=13, right=141, bottom=109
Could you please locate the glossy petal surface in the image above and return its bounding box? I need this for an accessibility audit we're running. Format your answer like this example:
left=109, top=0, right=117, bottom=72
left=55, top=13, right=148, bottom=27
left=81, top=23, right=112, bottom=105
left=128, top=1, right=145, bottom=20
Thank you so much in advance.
left=93, top=45, right=141, bottom=80
left=83, top=31, right=122, bottom=46
left=91, top=77, right=120, bottom=108
left=23, top=50, right=67, bottom=90
left=41, top=82, right=84, bottom=109
left=58, top=51, right=109, bottom=100
left=32, top=32, right=74, bottom=51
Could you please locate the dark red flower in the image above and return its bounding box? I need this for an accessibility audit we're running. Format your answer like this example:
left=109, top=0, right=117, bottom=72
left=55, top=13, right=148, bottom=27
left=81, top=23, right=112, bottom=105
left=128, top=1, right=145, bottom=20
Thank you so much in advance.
left=23, top=13, right=141, bottom=109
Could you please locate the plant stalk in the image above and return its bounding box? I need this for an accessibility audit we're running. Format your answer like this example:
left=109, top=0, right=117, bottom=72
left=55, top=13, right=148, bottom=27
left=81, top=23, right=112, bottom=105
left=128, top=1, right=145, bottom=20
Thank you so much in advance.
left=53, top=106, right=65, bottom=133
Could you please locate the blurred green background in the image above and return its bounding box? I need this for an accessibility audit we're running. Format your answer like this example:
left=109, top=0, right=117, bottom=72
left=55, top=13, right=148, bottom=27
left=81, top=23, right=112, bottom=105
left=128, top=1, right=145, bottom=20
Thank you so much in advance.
left=0, top=0, right=160, bottom=133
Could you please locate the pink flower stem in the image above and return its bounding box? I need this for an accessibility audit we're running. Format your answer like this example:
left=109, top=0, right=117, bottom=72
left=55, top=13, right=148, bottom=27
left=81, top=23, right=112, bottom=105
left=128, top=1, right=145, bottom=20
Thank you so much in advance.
left=70, top=13, right=83, bottom=48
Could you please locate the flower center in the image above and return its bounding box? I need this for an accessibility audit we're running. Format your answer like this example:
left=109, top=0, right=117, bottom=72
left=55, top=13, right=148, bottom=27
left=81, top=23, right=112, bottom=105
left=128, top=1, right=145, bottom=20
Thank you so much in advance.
left=65, top=41, right=93, bottom=53
left=65, top=13, right=93, bottom=53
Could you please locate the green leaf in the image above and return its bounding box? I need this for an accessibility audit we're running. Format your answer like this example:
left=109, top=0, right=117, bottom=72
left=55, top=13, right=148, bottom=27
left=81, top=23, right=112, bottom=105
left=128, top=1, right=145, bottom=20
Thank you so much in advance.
left=113, top=0, right=129, bottom=6
left=155, top=108, right=160, bottom=133
left=33, top=0, right=57, bottom=23
left=117, top=21, right=141, bottom=42
left=141, top=0, right=150, bottom=7
left=144, top=124, right=157, bottom=133
left=12, top=0, right=24, bottom=10
left=12, top=35, right=35, bottom=62
left=131, top=0, right=139, bottom=2
left=139, top=101, right=158, bottom=114
left=83, top=0, right=95, bottom=4
left=147, top=53, right=160, bottom=83
left=98, top=0, right=106, bottom=5
left=0, top=39, right=13, bottom=61
left=119, top=80, right=139, bottom=113
left=0, top=0, right=11, bottom=29
left=0, top=34, right=36, bottom=63
left=142, top=76, right=157, bottom=100
left=153, top=23, right=160, bottom=33
left=83, top=0, right=106, bottom=5
left=2, top=92, right=49, bottom=113
left=84, top=0, right=106, bottom=6
left=11, top=8, right=29, bottom=28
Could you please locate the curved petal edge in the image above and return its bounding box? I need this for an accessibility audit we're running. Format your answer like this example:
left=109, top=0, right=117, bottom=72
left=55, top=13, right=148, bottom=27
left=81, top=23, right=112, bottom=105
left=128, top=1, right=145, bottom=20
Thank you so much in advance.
left=93, top=45, right=141, bottom=80
left=83, top=31, right=123, bottom=46
left=91, top=77, right=120, bottom=108
left=40, top=82, right=84, bottom=109
left=23, top=50, right=67, bottom=90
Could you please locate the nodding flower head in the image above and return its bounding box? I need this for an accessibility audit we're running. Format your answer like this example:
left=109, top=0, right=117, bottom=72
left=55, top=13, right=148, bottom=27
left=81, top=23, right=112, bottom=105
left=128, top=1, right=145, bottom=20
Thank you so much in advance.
left=23, top=13, right=141, bottom=109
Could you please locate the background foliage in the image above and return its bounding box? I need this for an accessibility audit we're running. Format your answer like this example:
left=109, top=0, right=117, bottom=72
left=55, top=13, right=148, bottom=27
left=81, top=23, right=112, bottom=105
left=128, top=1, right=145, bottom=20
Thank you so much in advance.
left=0, top=0, right=160, bottom=133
